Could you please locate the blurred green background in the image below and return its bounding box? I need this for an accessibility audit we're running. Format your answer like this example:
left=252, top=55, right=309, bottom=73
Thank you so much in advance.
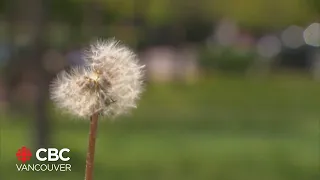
left=0, top=0, right=320, bottom=180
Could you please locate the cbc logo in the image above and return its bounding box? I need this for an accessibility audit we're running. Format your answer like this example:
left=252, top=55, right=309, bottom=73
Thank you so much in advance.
left=36, top=148, right=70, bottom=161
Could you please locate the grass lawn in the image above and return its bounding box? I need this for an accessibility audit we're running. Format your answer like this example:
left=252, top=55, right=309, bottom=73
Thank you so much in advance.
left=1, top=75, right=319, bottom=180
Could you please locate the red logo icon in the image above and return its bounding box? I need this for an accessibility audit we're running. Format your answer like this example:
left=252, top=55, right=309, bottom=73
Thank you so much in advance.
left=16, top=146, right=32, bottom=163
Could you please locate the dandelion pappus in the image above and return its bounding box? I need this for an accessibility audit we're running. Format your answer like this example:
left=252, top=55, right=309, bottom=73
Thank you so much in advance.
left=77, top=69, right=116, bottom=106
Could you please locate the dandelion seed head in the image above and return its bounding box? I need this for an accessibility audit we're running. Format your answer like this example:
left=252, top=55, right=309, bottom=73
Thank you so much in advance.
left=50, top=39, right=145, bottom=119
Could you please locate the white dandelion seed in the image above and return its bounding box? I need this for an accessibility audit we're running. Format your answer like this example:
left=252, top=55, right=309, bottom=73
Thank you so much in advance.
left=50, top=39, right=145, bottom=119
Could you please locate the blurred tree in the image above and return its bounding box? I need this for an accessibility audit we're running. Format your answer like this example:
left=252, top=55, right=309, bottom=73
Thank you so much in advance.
left=28, top=0, right=50, bottom=149
left=5, top=0, right=50, bottom=148
left=4, top=0, right=17, bottom=108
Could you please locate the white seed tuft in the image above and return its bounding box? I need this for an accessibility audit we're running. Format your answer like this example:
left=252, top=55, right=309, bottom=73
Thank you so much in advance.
left=50, top=39, right=145, bottom=119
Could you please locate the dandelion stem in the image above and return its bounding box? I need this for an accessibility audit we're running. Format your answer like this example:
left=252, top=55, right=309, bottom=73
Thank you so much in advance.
left=85, top=113, right=99, bottom=180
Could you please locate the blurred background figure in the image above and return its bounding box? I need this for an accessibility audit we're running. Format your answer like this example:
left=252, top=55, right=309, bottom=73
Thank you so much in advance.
left=0, top=0, right=319, bottom=180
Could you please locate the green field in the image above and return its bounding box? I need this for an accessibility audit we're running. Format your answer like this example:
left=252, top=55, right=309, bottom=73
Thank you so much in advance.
left=1, top=76, right=319, bottom=180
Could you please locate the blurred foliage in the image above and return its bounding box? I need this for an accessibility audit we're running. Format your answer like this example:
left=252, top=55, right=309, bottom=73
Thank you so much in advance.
left=49, top=0, right=84, bottom=25
left=1, top=0, right=317, bottom=28
left=200, top=46, right=256, bottom=73
left=56, top=0, right=317, bottom=27
left=0, top=0, right=317, bottom=56
left=307, top=0, right=320, bottom=13
left=208, top=0, right=317, bottom=28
